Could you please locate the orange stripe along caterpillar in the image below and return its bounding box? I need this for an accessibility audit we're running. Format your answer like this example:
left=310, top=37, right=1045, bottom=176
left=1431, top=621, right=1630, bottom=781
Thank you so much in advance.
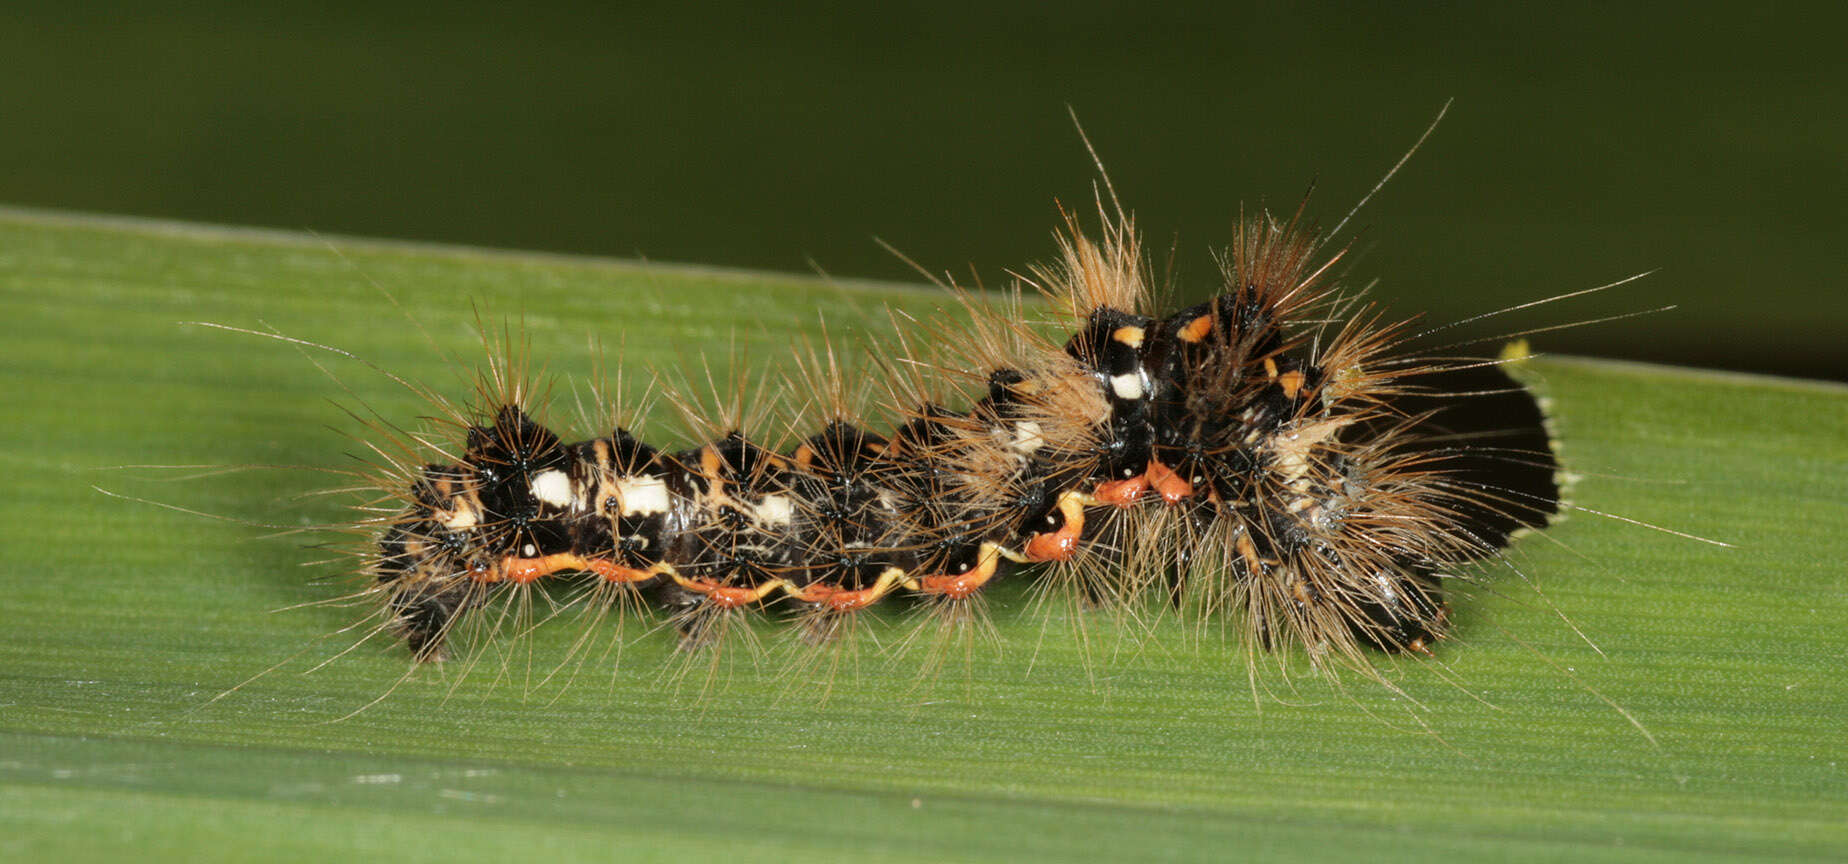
left=363, top=195, right=1560, bottom=685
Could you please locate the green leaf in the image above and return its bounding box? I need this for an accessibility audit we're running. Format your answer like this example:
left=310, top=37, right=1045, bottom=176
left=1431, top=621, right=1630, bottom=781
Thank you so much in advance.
left=2, top=209, right=1843, bottom=862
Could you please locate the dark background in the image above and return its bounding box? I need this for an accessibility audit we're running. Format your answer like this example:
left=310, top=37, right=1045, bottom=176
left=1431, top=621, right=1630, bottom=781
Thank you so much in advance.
left=4, top=2, right=1841, bottom=379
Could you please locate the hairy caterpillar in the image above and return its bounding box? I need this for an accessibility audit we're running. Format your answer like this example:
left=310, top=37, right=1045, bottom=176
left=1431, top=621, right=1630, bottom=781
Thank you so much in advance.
left=353, top=192, right=1560, bottom=686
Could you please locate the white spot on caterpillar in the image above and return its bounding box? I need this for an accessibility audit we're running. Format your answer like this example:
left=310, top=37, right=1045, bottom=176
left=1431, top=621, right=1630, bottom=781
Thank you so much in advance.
left=441, top=504, right=479, bottom=530
left=756, top=494, right=794, bottom=526
left=615, top=476, right=669, bottom=516
left=1373, top=572, right=1399, bottom=603
left=1012, top=421, right=1046, bottom=454
left=1109, top=372, right=1145, bottom=400
left=530, top=470, right=572, bottom=507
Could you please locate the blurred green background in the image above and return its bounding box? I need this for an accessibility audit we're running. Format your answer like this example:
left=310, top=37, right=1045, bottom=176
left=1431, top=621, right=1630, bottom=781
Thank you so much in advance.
left=3, top=2, right=1840, bottom=378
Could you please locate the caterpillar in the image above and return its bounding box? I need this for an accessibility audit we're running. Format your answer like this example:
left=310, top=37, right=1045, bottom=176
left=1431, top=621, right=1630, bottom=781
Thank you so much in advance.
left=358, top=194, right=1558, bottom=683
